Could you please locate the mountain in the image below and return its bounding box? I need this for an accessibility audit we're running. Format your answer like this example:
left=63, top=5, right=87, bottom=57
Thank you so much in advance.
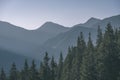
left=0, top=14, right=120, bottom=62
left=75, top=15, right=120, bottom=30
left=37, top=22, right=69, bottom=33
left=75, top=17, right=101, bottom=27
left=0, top=21, right=69, bottom=60
left=92, top=15, right=120, bottom=30
left=39, top=25, right=97, bottom=59
left=0, top=48, right=37, bottom=72
left=30, top=22, right=70, bottom=44
left=0, top=21, right=69, bottom=45
left=38, top=15, right=120, bottom=59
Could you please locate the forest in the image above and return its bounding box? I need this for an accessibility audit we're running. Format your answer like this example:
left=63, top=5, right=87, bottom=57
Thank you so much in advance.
left=0, top=23, right=120, bottom=80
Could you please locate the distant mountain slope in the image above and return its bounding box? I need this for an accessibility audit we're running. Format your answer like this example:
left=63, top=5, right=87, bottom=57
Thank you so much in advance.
left=31, top=22, right=70, bottom=44
left=0, top=14, right=120, bottom=61
left=76, top=17, right=101, bottom=28
left=39, top=26, right=97, bottom=59
left=0, top=21, right=69, bottom=60
left=75, top=15, right=120, bottom=30
left=92, top=15, right=120, bottom=30
left=37, top=22, right=69, bottom=33
left=0, top=21, right=69, bottom=45
left=0, top=48, right=37, bottom=72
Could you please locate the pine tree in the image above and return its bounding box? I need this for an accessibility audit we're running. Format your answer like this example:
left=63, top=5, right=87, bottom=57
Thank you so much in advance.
left=71, top=32, right=86, bottom=80
left=21, top=59, right=30, bottom=80
left=57, top=52, right=63, bottom=80
left=117, top=28, right=120, bottom=54
left=0, top=68, right=6, bottom=80
left=29, top=60, right=39, bottom=80
left=9, top=63, right=18, bottom=80
left=39, top=62, right=44, bottom=80
left=50, top=56, right=57, bottom=80
left=95, top=25, right=104, bottom=80
left=96, top=23, right=120, bottom=80
left=118, top=72, right=120, bottom=80
left=117, top=28, right=120, bottom=80
left=61, top=47, right=74, bottom=80
left=42, top=52, right=51, bottom=80
left=114, top=28, right=119, bottom=42
left=80, top=33, right=96, bottom=80
left=96, top=25, right=103, bottom=48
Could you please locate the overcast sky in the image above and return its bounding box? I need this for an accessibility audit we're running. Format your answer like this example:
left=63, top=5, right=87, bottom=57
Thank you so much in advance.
left=0, top=0, right=120, bottom=30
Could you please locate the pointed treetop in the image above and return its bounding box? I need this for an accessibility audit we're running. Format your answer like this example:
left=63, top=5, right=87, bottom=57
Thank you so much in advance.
left=31, top=60, right=36, bottom=69
left=96, top=25, right=103, bottom=47
left=24, top=59, right=29, bottom=70
left=44, top=52, right=50, bottom=62
left=80, top=32, right=84, bottom=40
left=60, top=52, right=63, bottom=61
left=87, top=32, right=94, bottom=51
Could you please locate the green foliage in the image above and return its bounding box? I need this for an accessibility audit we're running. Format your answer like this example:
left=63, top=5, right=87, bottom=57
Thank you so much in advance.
left=29, top=60, right=39, bottom=80
left=21, top=59, right=30, bottom=80
left=57, top=52, right=63, bottom=80
left=61, top=47, right=74, bottom=80
left=80, top=32, right=96, bottom=80
left=0, top=68, right=6, bottom=80
left=95, top=23, right=120, bottom=80
left=96, top=25, right=103, bottom=48
left=70, top=32, right=86, bottom=80
left=50, top=56, right=57, bottom=80
left=9, top=63, right=18, bottom=80
left=40, top=52, right=51, bottom=80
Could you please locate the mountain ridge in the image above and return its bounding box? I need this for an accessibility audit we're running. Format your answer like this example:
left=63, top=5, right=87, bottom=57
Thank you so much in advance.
left=0, top=14, right=120, bottom=63
left=75, top=17, right=101, bottom=27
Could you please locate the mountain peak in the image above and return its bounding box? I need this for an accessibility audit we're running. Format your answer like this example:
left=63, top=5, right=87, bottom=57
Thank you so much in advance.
left=87, top=17, right=101, bottom=23
left=0, top=21, right=27, bottom=31
left=36, top=21, right=69, bottom=33
left=75, top=17, right=101, bottom=27
left=43, top=21, right=56, bottom=25
left=38, top=21, right=64, bottom=30
left=84, top=17, right=101, bottom=26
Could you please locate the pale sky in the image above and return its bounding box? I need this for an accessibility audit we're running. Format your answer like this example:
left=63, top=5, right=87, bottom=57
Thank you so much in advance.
left=0, top=0, right=120, bottom=30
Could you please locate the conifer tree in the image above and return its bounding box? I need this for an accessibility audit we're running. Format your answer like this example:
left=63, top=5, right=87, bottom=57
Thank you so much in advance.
left=9, top=63, right=18, bottom=80
left=57, top=52, right=63, bottom=80
left=21, top=59, right=30, bottom=80
left=71, top=32, right=86, bottom=80
left=117, top=28, right=120, bottom=53
left=80, top=33, right=96, bottom=80
left=96, top=23, right=120, bottom=80
left=61, top=47, right=74, bottom=80
left=29, top=60, right=39, bottom=80
left=118, top=72, right=120, bottom=80
left=96, top=25, right=103, bottom=48
left=0, top=68, right=6, bottom=80
left=39, top=62, right=44, bottom=80
left=95, top=25, right=104, bottom=80
left=50, top=56, right=57, bottom=80
left=42, top=52, right=51, bottom=80
left=114, top=28, right=119, bottom=42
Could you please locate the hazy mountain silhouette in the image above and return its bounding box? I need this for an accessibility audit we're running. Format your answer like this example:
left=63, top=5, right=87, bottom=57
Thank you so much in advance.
left=75, top=17, right=101, bottom=27
left=40, top=26, right=96, bottom=59
left=92, top=15, right=120, bottom=30
left=37, top=22, right=69, bottom=33
left=0, top=14, right=120, bottom=66
left=0, top=21, right=69, bottom=60
left=0, top=48, right=37, bottom=72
